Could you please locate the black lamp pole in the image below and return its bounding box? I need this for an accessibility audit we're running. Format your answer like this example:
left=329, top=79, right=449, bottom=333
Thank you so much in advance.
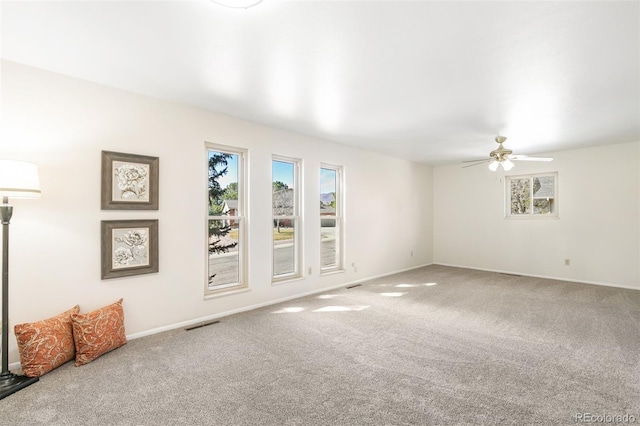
left=0, top=196, right=38, bottom=400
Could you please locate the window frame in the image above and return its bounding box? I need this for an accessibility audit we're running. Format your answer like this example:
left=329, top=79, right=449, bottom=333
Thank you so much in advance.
left=205, top=143, right=248, bottom=298
left=320, top=163, right=344, bottom=274
left=271, top=155, right=303, bottom=283
left=505, top=172, right=558, bottom=219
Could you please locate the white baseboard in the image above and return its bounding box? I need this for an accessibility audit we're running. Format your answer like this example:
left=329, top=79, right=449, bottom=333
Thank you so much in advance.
left=433, top=262, right=640, bottom=291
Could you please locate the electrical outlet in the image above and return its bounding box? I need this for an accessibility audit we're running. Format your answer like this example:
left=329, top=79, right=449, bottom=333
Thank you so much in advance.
left=411, top=250, right=414, bottom=257
left=564, top=259, right=571, bottom=266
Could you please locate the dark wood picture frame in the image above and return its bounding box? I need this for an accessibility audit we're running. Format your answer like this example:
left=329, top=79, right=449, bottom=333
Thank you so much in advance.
left=101, top=151, right=159, bottom=210
left=101, top=220, right=159, bottom=279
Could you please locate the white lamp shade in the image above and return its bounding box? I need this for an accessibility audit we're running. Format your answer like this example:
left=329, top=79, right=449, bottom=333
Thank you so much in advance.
left=501, top=159, right=515, bottom=171
left=488, top=160, right=499, bottom=171
left=0, top=159, right=41, bottom=199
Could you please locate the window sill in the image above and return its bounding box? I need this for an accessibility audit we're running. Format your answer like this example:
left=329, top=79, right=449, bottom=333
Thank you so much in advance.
left=204, top=286, right=250, bottom=300
left=505, top=215, right=559, bottom=220
left=320, top=269, right=345, bottom=277
left=272, top=275, right=304, bottom=286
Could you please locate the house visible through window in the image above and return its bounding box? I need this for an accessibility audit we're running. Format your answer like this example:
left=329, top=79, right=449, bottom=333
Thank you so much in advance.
left=272, top=156, right=301, bottom=282
left=507, top=172, right=557, bottom=217
left=320, top=164, right=343, bottom=272
left=206, top=144, right=247, bottom=295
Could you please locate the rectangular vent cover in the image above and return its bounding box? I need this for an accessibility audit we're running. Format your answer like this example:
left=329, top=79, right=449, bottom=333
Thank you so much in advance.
left=185, top=320, right=220, bottom=331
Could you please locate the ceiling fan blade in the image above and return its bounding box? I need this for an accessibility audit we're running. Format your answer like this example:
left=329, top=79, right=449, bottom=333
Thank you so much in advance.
left=510, top=154, right=553, bottom=162
left=462, top=160, right=489, bottom=168
left=462, top=159, right=489, bottom=163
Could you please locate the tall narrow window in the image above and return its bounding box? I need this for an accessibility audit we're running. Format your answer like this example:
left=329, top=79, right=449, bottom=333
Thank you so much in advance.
left=272, top=156, right=301, bottom=281
left=506, top=172, right=558, bottom=218
left=320, top=164, right=343, bottom=272
left=206, top=144, right=247, bottom=295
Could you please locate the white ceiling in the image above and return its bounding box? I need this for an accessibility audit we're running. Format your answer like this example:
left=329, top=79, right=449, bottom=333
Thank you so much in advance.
left=1, top=0, right=639, bottom=165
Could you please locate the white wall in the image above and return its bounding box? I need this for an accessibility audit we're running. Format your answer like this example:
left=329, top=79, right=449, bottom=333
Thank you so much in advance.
left=0, top=61, right=433, bottom=363
left=434, top=141, right=640, bottom=289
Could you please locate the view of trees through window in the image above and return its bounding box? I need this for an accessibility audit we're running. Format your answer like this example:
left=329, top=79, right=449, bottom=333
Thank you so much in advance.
left=509, top=173, right=556, bottom=216
left=208, top=148, right=243, bottom=290
left=207, top=147, right=344, bottom=290
left=321, top=165, right=342, bottom=271
left=272, top=158, right=299, bottom=279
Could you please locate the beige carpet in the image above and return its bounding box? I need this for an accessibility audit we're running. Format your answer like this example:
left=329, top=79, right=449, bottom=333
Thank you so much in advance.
left=1, top=265, right=638, bottom=425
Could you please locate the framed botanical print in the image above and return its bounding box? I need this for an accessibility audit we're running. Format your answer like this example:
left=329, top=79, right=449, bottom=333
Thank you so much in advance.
left=101, top=151, right=159, bottom=210
left=101, top=220, right=159, bottom=279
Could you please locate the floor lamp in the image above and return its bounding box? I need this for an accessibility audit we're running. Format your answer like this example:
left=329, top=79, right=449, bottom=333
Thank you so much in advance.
left=0, top=159, right=41, bottom=400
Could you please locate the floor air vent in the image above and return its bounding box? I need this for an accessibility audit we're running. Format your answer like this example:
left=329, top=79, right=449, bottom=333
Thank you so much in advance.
left=500, top=273, right=522, bottom=277
left=346, top=284, right=362, bottom=289
left=185, top=320, right=220, bottom=331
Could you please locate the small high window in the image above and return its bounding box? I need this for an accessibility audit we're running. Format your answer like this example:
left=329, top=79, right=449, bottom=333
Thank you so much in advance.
left=506, top=172, right=558, bottom=218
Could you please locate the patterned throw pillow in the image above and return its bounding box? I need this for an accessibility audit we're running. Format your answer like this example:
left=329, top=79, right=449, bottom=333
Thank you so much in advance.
left=14, top=305, right=80, bottom=377
left=72, top=299, right=127, bottom=366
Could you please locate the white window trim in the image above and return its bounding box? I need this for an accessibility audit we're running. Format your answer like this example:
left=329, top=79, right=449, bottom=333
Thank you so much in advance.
left=320, top=163, right=344, bottom=274
left=205, top=142, right=248, bottom=297
left=272, top=155, right=303, bottom=283
left=505, top=171, right=558, bottom=219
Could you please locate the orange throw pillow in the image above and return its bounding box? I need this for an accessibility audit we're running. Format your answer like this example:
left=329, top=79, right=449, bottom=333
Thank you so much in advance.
left=14, top=305, right=80, bottom=377
left=72, top=299, right=127, bottom=366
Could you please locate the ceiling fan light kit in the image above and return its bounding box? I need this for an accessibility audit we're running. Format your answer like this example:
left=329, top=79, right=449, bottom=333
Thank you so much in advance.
left=489, top=158, right=514, bottom=171
left=463, top=136, right=553, bottom=171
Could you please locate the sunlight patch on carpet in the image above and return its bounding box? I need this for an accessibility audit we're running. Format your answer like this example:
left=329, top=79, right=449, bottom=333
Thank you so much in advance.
left=317, top=294, right=340, bottom=299
left=312, top=305, right=370, bottom=312
left=272, top=307, right=305, bottom=314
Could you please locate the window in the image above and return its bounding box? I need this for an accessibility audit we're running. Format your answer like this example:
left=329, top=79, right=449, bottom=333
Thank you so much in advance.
left=507, top=172, right=557, bottom=218
left=320, top=164, right=343, bottom=272
left=206, top=144, right=247, bottom=295
left=272, top=156, right=301, bottom=281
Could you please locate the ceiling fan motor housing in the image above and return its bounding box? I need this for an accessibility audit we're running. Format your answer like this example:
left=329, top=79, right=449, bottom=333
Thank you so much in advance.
left=490, top=141, right=512, bottom=162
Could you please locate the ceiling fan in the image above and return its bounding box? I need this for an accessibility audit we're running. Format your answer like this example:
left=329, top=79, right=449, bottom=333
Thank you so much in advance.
left=463, top=136, right=553, bottom=171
